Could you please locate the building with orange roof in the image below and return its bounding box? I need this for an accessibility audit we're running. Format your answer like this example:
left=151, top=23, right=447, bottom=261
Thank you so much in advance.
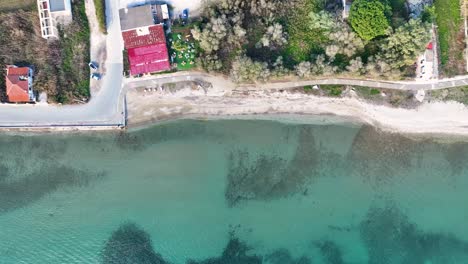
left=5, top=65, right=35, bottom=103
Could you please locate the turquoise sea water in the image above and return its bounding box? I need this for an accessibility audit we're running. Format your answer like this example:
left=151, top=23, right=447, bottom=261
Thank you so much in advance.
left=1, top=119, right=468, bottom=263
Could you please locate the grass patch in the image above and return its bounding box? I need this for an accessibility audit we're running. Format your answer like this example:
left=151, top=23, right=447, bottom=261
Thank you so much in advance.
left=434, top=0, right=465, bottom=76
left=168, top=33, right=197, bottom=70
left=93, top=0, right=107, bottom=34
left=431, top=86, right=468, bottom=105
left=320, top=85, right=344, bottom=96
left=355, top=86, right=381, bottom=99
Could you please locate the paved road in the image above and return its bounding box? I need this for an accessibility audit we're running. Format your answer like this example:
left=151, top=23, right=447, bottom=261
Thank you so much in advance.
left=251, top=76, right=468, bottom=91
left=2, top=0, right=468, bottom=128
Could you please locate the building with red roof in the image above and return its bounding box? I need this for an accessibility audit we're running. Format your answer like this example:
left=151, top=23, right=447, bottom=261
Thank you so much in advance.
left=5, top=65, right=34, bottom=103
left=427, top=42, right=433, bottom=50
left=119, top=4, right=171, bottom=75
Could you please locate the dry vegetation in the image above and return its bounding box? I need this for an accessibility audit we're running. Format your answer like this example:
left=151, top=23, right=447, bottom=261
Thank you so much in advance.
left=434, top=0, right=466, bottom=76
left=0, top=0, right=90, bottom=103
left=0, top=0, right=35, bottom=12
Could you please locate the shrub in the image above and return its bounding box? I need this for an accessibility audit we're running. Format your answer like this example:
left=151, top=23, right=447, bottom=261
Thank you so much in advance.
left=94, top=0, right=107, bottom=34
left=370, top=88, right=380, bottom=95
left=304, top=85, right=313, bottom=91
left=321, top=85, right=343, bottom=97
left=230, top=55, right=270, bottom=83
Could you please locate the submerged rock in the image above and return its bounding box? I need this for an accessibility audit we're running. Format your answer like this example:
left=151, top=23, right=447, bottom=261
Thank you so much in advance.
left=360, top=204, right=468, bottom=264
left=101, top=222, right=169, bottom=264
left=187, top=236, right=262, bottom=264
left=264, top=248, right=310, bottom=264
left=316, top=240, right=344, bottom=264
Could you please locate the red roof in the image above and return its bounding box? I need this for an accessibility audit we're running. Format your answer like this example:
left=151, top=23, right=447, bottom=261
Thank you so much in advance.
left=122, top=25, right=166, bottom=49
left=128, top=43, right=171, bottom=75
left=5, top=66, right=31, bottom=102
left=427, top=42, right=433, bottom=50
left=122, top=24, right=171, bottom=75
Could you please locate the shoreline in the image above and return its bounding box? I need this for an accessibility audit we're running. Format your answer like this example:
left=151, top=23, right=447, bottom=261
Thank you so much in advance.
left=125, top=87, right=468, bottom=140
left=126, top=113, right=363, bottom=132
left=126, top=112, right=468, bottom=142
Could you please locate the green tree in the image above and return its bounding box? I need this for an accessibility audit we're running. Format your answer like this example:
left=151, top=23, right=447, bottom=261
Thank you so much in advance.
left=380, top=19, right=431, bottom=69
left=349, top=0, right=391, bottom=41
left=421, top=5, right=436, bottom=23
left=230, top=55, right=271, bottom=83
left=309, top=11, right=336, bottom=32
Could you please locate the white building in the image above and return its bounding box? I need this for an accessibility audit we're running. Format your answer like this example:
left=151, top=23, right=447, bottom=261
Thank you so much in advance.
left=37, top=0, right=73, bottom=39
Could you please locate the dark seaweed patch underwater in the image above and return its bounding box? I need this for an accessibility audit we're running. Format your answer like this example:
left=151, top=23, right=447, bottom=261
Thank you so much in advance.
left=103, top=209, right=468, bottom=264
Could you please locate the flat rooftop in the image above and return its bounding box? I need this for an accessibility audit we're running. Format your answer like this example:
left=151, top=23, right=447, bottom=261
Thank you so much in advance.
left=49, top=0, right=66, bottom=12
left=119, top=5, right=155, bottom=31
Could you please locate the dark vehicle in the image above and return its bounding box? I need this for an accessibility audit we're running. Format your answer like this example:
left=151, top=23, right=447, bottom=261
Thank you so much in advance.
left=91, top=73, right=101, bottom=80
left=88, top=62, right=98, bottom=71
left=182, top=9, right=189, bottom=19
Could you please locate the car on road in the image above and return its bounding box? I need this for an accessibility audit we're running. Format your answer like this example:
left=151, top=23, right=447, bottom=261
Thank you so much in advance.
left=88, top=62, right=98, bottom=71
left=91, top=73, right=101, bottom=80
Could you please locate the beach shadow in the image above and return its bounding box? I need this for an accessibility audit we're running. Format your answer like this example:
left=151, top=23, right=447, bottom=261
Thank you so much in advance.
left=114, top=120, right=225, bottom=152
left=443, top=142, right=468, bottom=176
left=0, top=165, right=106, bottom=214
left=347, top=126, right=428, bottom=186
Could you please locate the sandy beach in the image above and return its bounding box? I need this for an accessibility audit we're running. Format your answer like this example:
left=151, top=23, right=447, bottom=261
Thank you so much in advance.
left=126, top=82, right=468, bottom=137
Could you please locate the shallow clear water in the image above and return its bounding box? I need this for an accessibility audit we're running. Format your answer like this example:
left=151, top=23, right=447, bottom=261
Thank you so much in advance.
left=1, top=119, right=468, bottom=264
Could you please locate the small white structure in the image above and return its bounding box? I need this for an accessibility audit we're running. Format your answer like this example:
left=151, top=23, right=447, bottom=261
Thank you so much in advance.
left=37, top=0, right=72, bottom=39
left=415, top=89, right=425, bottom=102
left=342, top=0, right=352, bottom=19
left=161, top=4, right=169, bottom=20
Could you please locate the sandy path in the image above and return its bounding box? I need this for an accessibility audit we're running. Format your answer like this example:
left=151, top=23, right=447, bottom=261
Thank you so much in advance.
left=85, top=0, right=107, bottom=94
